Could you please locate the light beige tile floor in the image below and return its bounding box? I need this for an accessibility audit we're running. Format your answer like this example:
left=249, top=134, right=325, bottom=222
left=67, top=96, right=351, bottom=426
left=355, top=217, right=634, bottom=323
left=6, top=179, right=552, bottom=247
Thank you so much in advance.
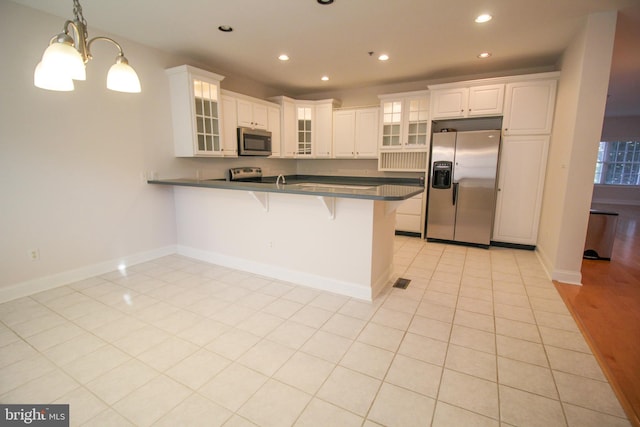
left=0, top=236, right=632, bottom=426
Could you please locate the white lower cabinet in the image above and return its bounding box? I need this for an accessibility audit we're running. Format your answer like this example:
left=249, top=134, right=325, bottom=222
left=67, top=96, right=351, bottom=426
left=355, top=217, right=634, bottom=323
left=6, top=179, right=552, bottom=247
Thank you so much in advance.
left=493, top=135, right=550, bottom=245
left=396, top=191, right=425, bottom=235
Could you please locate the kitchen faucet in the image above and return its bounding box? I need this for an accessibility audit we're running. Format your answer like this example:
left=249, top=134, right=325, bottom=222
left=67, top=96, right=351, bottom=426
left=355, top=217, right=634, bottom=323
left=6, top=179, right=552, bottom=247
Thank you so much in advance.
left=276, top=174, right=286, bottom=185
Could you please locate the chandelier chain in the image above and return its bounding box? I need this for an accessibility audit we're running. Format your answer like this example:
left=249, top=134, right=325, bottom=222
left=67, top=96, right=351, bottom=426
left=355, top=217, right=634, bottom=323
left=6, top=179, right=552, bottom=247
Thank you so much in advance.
left=72, top=0, right=89, bottom=40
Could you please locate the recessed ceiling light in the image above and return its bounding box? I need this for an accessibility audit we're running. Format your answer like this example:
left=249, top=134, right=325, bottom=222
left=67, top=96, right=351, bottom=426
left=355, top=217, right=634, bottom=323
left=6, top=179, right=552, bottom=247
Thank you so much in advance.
left=218, top=25, right=233, bottom=32
left=378, top=54, right=389, bottom=61
left=317, top=0, right=334, bottom=4
left=278, top=54, right=290, bottom=61
left=477, top=52, right=492, bottom=59
left=321, top=76, right=329, bottom=81
left=475, top=14, right=492, bottom=23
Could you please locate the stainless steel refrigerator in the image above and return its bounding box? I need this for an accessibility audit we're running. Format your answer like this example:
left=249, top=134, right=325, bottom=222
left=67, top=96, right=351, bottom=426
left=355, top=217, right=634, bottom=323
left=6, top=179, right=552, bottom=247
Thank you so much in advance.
left=426, top=130, right=501, bottom=247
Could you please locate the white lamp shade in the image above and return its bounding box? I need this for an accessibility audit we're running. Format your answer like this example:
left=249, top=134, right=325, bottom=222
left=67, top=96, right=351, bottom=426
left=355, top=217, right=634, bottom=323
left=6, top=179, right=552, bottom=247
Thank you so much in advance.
left=34, top=61, right=74, bottom=91
left=40, top=41, right=86, bottom=81
left=107, top=61, right=141, bottom=93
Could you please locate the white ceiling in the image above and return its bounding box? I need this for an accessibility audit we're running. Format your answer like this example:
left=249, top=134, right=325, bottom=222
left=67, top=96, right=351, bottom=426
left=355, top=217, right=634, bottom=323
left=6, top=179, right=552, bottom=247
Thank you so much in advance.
left=12, top=0, right=640, bottom=116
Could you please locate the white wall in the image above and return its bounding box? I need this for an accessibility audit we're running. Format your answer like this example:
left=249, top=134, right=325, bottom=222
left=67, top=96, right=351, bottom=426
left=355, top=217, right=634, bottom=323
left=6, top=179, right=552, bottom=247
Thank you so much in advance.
left=0, top=2, right=293, bottom=301
left=537, top=11, right=618, bottom=284
left=0, top=2, right=173, bottom=299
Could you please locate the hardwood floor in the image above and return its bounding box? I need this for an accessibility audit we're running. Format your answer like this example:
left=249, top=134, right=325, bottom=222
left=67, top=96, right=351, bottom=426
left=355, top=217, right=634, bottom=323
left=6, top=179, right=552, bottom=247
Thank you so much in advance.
left=555, top=204, right=640, bottom=427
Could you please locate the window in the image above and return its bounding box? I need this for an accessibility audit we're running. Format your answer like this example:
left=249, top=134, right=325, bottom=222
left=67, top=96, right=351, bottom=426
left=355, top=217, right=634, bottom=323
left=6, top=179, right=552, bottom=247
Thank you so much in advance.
left=594, top=141, right=640, bottom=185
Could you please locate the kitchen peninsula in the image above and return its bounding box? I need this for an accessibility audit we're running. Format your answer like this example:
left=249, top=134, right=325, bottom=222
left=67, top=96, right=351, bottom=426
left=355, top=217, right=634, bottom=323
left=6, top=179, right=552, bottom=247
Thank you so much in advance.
left=149, top=175, right=423, bottom=300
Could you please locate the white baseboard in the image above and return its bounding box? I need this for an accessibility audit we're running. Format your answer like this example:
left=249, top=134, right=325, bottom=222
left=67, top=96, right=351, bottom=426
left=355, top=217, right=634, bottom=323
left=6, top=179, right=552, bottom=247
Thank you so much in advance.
left=551, top=269, right=583, bottom=285
left=177, top=245, right=377, bottom=301
left=535, top=246, right=582, bottom=285
left=0, top=245, right=177, bottom=304
left=534, top=249, right=553, bottom=281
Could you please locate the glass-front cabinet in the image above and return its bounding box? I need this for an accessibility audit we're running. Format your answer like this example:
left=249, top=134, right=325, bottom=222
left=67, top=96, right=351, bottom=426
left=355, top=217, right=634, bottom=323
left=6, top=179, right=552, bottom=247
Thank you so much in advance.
left=297, top=106, right=313, bottom=156
left=194, top=80, right=221, bottom=153
left=269, top=96, right=338, bottom=158
left=379, top=91, right=430, bottom=152
left=166, top=65, right=225, bottom=157
left=381, top=101, right=402, bottom=148
left=407, top=97, right=429, bottom=146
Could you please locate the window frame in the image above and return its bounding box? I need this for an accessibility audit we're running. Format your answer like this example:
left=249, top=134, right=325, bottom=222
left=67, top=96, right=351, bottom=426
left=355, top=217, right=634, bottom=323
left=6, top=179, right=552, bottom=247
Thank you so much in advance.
left=594, top=140, right=640, bottom=186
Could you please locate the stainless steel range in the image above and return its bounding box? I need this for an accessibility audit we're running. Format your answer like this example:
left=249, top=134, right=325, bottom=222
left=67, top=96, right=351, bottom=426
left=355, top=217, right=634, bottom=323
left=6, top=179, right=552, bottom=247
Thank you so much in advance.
left=227, top=167, right=263, bottom=182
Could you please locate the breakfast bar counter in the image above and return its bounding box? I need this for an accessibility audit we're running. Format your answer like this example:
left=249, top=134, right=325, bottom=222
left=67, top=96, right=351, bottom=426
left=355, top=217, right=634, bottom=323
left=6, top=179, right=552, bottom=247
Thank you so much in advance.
left=148, top=175, right=424, bottom=301
left=148, top=175, right=423, bottom=201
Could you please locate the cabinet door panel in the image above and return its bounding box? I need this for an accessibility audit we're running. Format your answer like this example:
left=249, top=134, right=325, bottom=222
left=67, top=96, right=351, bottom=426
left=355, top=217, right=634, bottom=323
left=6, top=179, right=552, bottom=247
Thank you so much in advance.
left=236, top=99, right=253, bottom=127
left=396, top=214, right=422, bottom=233
left=503, top=80, right=557, bottom=135
left=268, top=107, right=281, bottom=157
left=397, top=193, right=423, bottom=214
left=221, top=96, right=238, bottom=156
left=468, top=84, right=504, bottom=116
left=431, top=88, right=468, bottom=119
left=314, top=103, right=333, bottom=157
left=253, top=104, right=268, bottom=129
left=333, top=110, right=356, bottom=158
left=281, top=101, right=298, bottom=157
left=493, top=135, right=549, bottom=245
left=355, top=108, right=379, bottom=158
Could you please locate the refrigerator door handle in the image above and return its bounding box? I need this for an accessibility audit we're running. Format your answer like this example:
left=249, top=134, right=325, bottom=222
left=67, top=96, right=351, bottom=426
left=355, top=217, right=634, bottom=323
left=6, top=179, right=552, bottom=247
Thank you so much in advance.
left=452, top=182, right=459, bottom=206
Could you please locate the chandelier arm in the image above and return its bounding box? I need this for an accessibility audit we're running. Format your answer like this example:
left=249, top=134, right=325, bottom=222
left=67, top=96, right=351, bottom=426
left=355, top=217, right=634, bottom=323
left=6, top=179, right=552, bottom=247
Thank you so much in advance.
left=86, top=36, right=126, bottom=61
left=62, top=19, right=89, bottom=63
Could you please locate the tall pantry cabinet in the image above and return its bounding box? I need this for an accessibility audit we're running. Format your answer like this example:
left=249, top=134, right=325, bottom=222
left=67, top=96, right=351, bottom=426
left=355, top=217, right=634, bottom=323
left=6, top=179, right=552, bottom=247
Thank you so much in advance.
left=493, top=78, right=557, bottom=246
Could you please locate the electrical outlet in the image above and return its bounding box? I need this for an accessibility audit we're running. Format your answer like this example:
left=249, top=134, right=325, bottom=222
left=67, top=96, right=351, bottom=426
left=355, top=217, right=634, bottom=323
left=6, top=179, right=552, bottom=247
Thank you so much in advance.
left=28, top=248, right=39, bottom=261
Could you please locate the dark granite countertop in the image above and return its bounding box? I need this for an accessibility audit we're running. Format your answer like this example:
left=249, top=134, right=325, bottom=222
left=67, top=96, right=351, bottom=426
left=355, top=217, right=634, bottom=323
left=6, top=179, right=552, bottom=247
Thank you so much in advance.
left=148, top=174, right=424, bottom=201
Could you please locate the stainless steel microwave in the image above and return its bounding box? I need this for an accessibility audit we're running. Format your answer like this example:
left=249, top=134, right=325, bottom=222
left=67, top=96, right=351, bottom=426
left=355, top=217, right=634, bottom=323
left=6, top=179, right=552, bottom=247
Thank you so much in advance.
left=237, top=127, right=272, bottom=156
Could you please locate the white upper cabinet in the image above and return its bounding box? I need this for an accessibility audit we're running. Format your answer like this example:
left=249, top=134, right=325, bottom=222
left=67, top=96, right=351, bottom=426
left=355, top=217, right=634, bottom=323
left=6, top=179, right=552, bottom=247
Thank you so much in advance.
left=220, top=90, right=281, bottom=157
left=379, top=91, right=430, bottom=152
left=270, top=97, right=339, bottom=158
left=430, top=84, right=504, bottom=119
left=333, top=110, right=355, bottom=158
left=237, top=99, right=268, bottom=129
left=468, top=84, right=505, bottom=116
left=333, top=107, right=379, bottom=159
left=269, top=96, right=298, bottom=158
left=166, top=65, right=225, bottom=157
left=503, top=80, right=557, bottom=135
left=221, top=95, right=239, bottom=157
left=268, top=106, right=281, bottom=157
left=296, top=104, right=314, bottom=157
left=314, top=101, right=334, bottom=158
left=430, top=88, right=469, bottom=119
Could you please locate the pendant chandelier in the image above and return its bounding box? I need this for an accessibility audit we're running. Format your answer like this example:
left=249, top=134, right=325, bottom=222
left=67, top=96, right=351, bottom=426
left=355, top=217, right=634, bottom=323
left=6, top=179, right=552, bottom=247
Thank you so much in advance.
left=34, top=0, right=141, bottom=93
